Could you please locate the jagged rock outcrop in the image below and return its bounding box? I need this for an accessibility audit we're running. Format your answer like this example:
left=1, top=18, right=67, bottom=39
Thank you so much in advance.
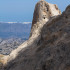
left=0, top=1, right=70, bottom=70
left=32, top=0, right=61, bottom=25
left=30, top=0, right=61, bottom=36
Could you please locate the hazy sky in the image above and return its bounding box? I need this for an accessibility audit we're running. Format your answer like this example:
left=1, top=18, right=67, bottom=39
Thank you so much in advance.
left=0, top=0, right=70, bottom=22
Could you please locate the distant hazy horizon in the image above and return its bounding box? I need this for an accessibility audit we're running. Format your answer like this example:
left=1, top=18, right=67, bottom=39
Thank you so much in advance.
left=0, top=0, right=70, bottom=22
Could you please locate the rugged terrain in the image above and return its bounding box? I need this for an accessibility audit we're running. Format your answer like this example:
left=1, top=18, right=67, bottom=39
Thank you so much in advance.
left=0, top=0, right=70, bottom=70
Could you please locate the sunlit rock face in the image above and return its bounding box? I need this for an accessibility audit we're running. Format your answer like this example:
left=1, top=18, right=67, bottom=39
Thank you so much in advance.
left=1, top=1, right=70, bottom=70
left=30, top=0, right=61, bottom=37
left=32, top=0, right=61, bottom=27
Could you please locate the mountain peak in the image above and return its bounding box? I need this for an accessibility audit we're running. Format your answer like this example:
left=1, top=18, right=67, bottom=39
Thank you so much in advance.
left=32, top=0, right=61, bottom=26
left=0, top=1, right=70, bottom=70
left=30, top=0, right=61, bottom=37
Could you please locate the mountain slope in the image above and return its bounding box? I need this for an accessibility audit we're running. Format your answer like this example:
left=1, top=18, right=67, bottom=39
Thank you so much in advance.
left=0, top=1, right=70, bottom=70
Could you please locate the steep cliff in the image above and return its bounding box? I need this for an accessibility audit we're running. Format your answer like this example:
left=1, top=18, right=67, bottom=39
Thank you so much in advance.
left=0, top=1, right=70, bottom=70
left=30, top=0, right=61, bottom=36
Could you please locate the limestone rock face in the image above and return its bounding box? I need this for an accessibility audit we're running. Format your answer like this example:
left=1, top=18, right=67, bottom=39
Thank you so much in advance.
left=32, top=0, right=61, bottom=27
left=1, top=1, right=70, bottom=70
left=30, top=0, right=61, bottom=37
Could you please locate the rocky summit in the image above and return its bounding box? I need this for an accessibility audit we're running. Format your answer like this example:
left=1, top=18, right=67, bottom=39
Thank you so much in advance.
left=0, top=1, right=70, bottom=70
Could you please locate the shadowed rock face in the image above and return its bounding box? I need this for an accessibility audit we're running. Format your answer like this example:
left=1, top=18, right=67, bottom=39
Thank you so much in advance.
left=0, top=1, right=70, bottom=70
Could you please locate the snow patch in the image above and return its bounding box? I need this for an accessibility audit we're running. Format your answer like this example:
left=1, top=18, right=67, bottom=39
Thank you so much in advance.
left=0, top=22, right=32, bottom=24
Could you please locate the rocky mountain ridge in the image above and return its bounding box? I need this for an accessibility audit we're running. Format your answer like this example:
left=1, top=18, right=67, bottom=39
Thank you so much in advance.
left=0, top=1, right=70, bottom=70
left=0, top=22, right=31, bottom=38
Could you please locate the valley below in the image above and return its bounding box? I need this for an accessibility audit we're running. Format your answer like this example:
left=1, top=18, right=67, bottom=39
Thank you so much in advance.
left=0, top=38, right=26, bottom=55
left=0, top=22, right=31, bottom=55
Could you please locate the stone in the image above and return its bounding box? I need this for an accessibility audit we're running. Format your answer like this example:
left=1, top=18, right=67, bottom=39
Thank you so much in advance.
left=30, top=0, right=61, bottom=37
left=0, top=1, right=70, bottom=70
left=32, top=0, right=61, bottom=27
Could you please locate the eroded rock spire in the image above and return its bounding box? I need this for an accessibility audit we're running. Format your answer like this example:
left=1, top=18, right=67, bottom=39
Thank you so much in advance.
left=30, top=0, right=61, bottom=37
left=32, top=0, right=61, bottom=26
left=1, top=1, right=68, bottom=70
